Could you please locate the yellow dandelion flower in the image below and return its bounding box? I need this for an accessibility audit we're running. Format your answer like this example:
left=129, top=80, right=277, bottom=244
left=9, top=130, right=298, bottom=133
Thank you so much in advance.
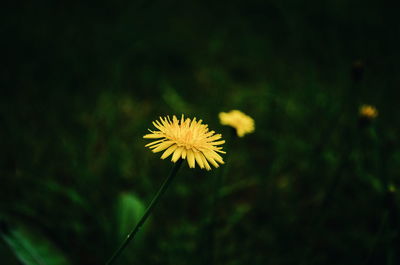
left=359, top=105, right=378, bottom=119
left=143, top=115, right=226, bottom=170
left=219, top=110, right=255, bottom=137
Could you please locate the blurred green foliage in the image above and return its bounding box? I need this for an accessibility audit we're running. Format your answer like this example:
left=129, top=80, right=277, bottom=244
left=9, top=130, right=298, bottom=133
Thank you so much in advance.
left=1, top=0, right=400, bottom=264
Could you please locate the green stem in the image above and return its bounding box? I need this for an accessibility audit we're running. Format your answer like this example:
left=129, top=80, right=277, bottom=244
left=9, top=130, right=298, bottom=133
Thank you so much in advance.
left=106, top=159, right=183, bottom=265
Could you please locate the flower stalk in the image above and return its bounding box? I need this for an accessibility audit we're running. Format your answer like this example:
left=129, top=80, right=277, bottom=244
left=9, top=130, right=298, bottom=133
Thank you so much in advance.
left=105, top=159, right=183, bottom=265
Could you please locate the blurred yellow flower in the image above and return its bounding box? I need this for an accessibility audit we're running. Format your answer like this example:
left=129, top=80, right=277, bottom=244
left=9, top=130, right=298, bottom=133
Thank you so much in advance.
left=219, top=110, right=255, bottom=137
left=144, top=115, right=226, bottom=170
left=359, top=105, right=378, bottom=119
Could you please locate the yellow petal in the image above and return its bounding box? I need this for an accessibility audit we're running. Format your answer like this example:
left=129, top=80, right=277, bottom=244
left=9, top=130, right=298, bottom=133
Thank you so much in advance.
left=214, top=147, right=226, bottom=154
left=199, top=153, right=211, bottom=170
left=143, top=133, right=164, bottom=139
left=181, top=148, right=187, bottom=159
left=171, top=147, right=183, bottom=162
left=152, top=141, right=174, bottom=153
left=210, top=151, right=224, bottom=164
left=187, top=149, right=195, bottom=168
left=145, top=139, right=164, bottom=147
left=194, top=151, right=204, bottom=169
left=204, top=155, right=219, bottom=168
left=204, top=130, right=216, bottom=137
left=206, top=134, right=222, bottom=141
left=160, top=145, right=178, bottom=159
left=212, top=140, right=225, bottom=145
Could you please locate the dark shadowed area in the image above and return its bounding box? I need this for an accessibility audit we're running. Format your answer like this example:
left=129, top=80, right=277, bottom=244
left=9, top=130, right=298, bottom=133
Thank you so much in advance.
left=1, top=1, right=400, bottom=264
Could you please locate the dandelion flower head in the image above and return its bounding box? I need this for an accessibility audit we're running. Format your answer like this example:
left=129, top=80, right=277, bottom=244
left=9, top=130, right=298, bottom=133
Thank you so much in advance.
left=219, top=110, right=255, bottom=137
left=359, top=105, right=378, bottom=119
left=144, top=115, right=226, bottom=170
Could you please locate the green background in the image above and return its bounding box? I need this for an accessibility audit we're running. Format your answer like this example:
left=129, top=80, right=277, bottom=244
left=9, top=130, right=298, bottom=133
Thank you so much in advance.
left=2, top=1, right=400, bottom=264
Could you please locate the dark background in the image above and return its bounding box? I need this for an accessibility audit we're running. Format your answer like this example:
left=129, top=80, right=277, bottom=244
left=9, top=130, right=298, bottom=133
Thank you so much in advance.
left=1, top=1, right=400, bottom=264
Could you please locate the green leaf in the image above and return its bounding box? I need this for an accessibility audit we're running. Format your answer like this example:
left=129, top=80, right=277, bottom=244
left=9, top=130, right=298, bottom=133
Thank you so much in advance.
left=0, top=222, right=70, bottom=265
left=116, top=193, right=146, bottom=241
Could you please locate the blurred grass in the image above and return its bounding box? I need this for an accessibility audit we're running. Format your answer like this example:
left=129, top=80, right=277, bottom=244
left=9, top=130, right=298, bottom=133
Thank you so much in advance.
left=1, top=0, right=400, bottom=264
